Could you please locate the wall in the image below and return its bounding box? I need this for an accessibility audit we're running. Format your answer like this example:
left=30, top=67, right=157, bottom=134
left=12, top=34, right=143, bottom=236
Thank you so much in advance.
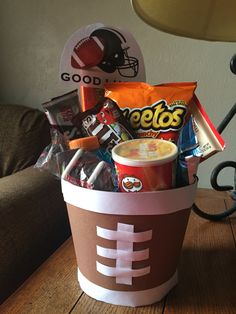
left=0, top=0, right=235, bottom=189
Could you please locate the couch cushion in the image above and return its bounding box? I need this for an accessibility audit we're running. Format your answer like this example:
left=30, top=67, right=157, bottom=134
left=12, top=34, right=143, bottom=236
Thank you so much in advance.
left=0, top=166, right=71, bottom=303
left=0, top=104, right=50, bottom=177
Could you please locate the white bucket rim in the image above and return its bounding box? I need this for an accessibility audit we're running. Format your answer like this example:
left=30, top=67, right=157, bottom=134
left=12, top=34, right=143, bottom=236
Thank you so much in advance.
left=61, top=179, right=198, bottom=215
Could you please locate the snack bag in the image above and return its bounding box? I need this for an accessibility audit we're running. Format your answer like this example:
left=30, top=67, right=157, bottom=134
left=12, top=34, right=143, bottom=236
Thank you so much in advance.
left=105, top=82, right=197, bottom=143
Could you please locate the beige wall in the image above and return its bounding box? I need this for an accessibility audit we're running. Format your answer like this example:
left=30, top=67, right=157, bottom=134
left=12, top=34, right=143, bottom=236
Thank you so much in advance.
left=1, top=0, right=236, bottom=189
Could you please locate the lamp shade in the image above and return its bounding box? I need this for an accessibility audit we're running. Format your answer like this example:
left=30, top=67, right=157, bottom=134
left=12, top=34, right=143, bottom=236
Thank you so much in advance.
left=131, top=0, right=236, bottom=42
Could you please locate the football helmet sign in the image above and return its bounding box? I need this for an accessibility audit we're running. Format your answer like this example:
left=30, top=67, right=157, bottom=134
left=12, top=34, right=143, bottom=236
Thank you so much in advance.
left=60, top=23, right=145, bottom=88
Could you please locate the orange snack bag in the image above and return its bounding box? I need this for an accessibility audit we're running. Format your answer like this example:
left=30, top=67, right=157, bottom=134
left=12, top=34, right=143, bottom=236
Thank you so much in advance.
left=105, top=82, right=197, bottom=143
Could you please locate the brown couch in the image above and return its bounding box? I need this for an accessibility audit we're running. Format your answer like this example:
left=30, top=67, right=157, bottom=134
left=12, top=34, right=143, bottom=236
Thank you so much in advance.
left=0, top=104, right=71, bottom=303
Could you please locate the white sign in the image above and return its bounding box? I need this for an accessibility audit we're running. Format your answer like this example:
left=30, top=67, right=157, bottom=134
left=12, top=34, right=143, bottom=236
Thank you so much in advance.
left=60, top=23, right=146, bottom=88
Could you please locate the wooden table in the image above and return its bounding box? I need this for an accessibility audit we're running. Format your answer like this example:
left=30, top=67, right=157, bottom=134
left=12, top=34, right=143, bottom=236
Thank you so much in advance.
left=1, top=189, right=236, bottom=313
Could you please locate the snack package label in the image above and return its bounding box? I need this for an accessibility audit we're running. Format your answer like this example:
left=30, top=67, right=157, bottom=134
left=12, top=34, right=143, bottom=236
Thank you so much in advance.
left=105, top=82, right=197, bottom=143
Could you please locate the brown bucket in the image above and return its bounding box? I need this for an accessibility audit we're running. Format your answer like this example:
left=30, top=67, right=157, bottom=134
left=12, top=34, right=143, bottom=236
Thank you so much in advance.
left=61, top=179, right=197, bottom=307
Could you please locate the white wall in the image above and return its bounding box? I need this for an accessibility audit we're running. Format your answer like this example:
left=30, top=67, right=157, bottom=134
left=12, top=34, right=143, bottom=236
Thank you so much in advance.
left=0, top=0, right=235, bottom=188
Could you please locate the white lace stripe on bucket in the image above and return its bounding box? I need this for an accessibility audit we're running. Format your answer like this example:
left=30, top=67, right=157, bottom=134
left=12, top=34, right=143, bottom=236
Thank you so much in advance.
left=96, top=223, right=152, bottom=285
left=96, top=262, right=151, bottom=279
left=96, top=226, right=152, bottom=242
left=96, top=246, right=149, bottom=261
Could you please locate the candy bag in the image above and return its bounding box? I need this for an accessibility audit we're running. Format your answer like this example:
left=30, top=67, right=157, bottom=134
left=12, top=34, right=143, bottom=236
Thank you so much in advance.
left=72, top=97, right=137, bottom=153
left=61, top=148, right=116, bottom=191
left=34, top=128, right=69, bottom=178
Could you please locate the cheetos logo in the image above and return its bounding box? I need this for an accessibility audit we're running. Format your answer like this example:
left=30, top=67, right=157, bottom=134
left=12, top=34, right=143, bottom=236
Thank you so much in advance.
left=123, top=100, right=187, bottom=132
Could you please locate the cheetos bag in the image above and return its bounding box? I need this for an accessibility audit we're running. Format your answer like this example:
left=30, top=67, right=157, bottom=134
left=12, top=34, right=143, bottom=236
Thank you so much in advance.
left=105, top=81, right=197, bottom=143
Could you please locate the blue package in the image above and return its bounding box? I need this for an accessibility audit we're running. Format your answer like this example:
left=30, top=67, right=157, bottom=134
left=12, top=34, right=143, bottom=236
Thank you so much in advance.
left=176, top=116, right=202, bottom=187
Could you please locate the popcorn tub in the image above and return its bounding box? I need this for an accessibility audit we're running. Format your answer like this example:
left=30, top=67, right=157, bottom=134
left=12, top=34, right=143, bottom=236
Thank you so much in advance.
left=61, top=179, right=197, bottom=307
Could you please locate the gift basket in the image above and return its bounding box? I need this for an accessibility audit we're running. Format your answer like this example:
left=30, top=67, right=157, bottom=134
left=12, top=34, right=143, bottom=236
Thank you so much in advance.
left=35, top=23, right=225, bottom=307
